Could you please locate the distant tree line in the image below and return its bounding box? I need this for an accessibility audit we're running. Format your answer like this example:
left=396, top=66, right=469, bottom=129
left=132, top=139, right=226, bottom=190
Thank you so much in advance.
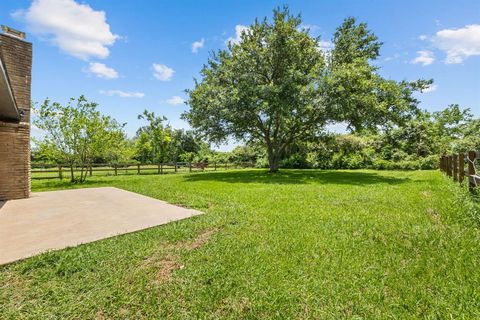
left=33, top=97, right=230, bottom=182
left=270, top=104, right=480, bottom=170
left=208, top=103, right=478, bottom=171
left=32, top=96, right=478, bottom=182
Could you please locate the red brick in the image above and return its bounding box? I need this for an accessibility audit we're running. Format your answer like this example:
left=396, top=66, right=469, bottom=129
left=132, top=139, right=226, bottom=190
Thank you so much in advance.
left=0, top=32, right=32, bottom=200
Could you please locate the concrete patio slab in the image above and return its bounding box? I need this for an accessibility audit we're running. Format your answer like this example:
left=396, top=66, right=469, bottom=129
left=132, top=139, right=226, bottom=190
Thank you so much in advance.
left=0, top=187, right=203, bottom=265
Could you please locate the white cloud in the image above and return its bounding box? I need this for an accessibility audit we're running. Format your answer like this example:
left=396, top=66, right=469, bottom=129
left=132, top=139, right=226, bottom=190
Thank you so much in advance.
left=153, top=63, right=174, bottom=81
left=87, top=62, right=118, bottom=79
left=192, top=38, right=205, bottom=53
left=422, top=84, right=438, bottom=93
left=31, top=123, right=46, bottom=138
left=99, top=90, right=144, bottom=98
left=13, top=0, right=118, bottom=60
left=226, top=25, right=250, bottom=45
left=411, top=50, right=435, bottom=66
left=165, top=96, right=184, bottom=105
left=419, top=35, right=428, bottom=41
left=299, top=24, right=320, bottom=33
left=317, top=40, right=334, bottom=53
left=326, top=122, right=348, bottom=134
left=433, top=24, right=480, bottom=64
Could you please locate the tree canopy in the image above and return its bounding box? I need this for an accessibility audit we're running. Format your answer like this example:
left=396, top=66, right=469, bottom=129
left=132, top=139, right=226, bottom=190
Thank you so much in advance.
left=325, top=18, right=431, bottom=131
left=34, top=96, right=125, bottom=182
left=184, top=7, right=429, bottom=172
left=133, top=110, right=203, bottom=163
left=184, top=7, right=326, bottom=172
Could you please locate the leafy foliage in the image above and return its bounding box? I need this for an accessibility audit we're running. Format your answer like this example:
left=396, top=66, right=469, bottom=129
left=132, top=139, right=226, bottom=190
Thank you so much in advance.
left=33, top=96, right=125, bottom=182
left=274, top=104, right=479, bottom=170
left=184, top=7, right=328, bottom=172
left=184, top=8, right=429, bottom=172
left=133, top=110, right=206, bottom=163
left=135, top=110, right=172, bottom=163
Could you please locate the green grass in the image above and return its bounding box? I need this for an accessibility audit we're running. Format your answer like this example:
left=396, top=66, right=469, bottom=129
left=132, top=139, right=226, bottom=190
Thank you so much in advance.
left=1, top=169, right=479, bottom=319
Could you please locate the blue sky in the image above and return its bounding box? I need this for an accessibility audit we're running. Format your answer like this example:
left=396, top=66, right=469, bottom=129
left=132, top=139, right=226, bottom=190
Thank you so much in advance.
left=2, top=0, right=479, bottom=150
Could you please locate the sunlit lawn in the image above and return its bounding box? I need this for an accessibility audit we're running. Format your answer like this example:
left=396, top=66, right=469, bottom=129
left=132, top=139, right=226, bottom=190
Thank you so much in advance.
left=1, top=169, right=479, bottom=318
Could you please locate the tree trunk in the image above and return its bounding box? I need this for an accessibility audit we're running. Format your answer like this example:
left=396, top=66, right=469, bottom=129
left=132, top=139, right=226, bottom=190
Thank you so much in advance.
left=70, top=163, right=75, bottom=182
left=267, top=149, right=280, bottom=173
left=79, top=165, right=85, bottom=182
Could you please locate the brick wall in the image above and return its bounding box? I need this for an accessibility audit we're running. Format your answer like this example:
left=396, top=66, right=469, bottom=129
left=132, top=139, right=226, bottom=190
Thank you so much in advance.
left=0, top=33, right=32, bottom=200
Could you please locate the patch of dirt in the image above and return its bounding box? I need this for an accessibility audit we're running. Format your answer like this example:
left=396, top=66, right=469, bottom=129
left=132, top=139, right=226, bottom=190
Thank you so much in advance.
left=426, top=207, right=445, bottom=228
left=141, top=228, right=220, bottom=282
left=427, top=207, right=438, bottom=217
left=118, top=307, right=130, bottom=317
left=0, top=272, right=34, bottom=308
left=214, top=296, right=252, bottom=317
left=178, top=228, right=219, bottom=250
left=154, top=255, right=184, bottom=282
left=421, top=191, right=432, bottom=198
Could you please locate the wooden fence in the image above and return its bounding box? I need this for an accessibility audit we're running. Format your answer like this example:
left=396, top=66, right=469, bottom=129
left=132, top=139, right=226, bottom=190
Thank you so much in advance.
left=439, top=151, right=479, bottom=192
left=31, top=162, right=255, bottom=180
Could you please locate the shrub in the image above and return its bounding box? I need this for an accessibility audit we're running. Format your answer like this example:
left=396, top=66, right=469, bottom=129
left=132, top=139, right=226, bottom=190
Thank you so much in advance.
left=280, top=154, right=309, bottom=168
left=419, top=155, right=439, bottom=170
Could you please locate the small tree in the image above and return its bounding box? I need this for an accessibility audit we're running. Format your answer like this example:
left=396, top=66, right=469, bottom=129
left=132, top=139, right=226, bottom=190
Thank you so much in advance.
left=34, top=96, right=126, bottom=182
left=104, top=136, right=136, bottom=165
left=135, top=110, right=172, bottom=163
left=166, top=129, right=202, bottom=162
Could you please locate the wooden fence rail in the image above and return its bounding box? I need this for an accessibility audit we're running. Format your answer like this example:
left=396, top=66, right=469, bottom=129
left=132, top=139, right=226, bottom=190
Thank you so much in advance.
left=439, top=151, right=479, bottom=192
left=31, top=162, right=255, bottom=180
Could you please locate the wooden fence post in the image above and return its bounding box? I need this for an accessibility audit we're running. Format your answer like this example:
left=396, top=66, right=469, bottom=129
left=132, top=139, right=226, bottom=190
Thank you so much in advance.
left=189, top=162, right=192, bottom=172
left=225, top=163, right=227, bottom=170
left=175, top=162, right=178, bottom=173
left=468, top=151, right=476, bottom=192
left=447, top=156, right=452, bottom=177
left=459, top=153, right=465, bottom=183
left=114, top=164, right=118, bottom=176
left=453, top=154, right=458, bottom=181
left=58, top=166, right=63, bottom=180
left=137, top=164, right=141, bottom=174
left=441, top=156, right=446, bottom=172
left=160, top=163, right=163, bottom=174
left=89, top=165, right=93, bottom=177
left=445, top=156, right=448, bottom=175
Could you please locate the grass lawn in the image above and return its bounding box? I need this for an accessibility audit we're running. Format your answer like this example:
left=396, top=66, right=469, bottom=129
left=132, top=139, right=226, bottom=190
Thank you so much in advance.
left=1, top=169, right=479, bottom=318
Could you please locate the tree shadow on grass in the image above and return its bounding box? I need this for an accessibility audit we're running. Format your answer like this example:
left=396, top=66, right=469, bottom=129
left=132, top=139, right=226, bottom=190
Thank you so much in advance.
left=32, top=179, right=109, bottom=192
left=183, top=169, right=410, bottom=186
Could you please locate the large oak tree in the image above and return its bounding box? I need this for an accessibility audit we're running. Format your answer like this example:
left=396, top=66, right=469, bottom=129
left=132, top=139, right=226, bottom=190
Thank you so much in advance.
left=184, top=7, right=428, bottom=172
